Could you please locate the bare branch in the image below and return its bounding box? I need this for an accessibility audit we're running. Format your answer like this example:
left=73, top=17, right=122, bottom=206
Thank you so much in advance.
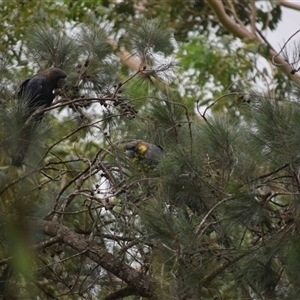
left=280, top=0, right=300, bottom=11
left=195, top=196, right=233, bottom=234
left=207, top=0, right=299, bottom=80
left=225, top=0, right=249, bottom=31
left=200, top=253, right=246, bottom=286
left=30, top=218, right=158, bottom=300
left=103, top=286, right=137, bottom=300
left=272, top=29, right=300, bottom=75
left=208, top=0, right=255, bottom=39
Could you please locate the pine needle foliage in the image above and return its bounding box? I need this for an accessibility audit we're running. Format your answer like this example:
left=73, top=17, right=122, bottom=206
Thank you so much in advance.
left=77, top=24, right=112, bottom=61
left=1, top=100, right=51, bottom=167
left=127, top=18, right=175, bottom=61
left=249, top=94, right=300, bottom=166
left=25, top=25, right=79, bottom=69
left=3, top=14, right=300, bottom=300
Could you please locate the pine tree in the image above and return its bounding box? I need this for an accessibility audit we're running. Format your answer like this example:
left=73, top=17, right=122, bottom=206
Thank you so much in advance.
left=1, top=14, right=300, bottom=300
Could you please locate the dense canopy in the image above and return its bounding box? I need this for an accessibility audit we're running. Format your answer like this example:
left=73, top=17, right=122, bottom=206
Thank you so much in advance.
left=1, top=1, right=300, bottom=299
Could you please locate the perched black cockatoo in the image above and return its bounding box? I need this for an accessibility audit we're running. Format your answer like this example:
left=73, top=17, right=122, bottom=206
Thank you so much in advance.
left=18, top=67, right=67, bottom=121
left=124, top=140, right=164, bottom=164
left=11, top=68, right=67, bottom=166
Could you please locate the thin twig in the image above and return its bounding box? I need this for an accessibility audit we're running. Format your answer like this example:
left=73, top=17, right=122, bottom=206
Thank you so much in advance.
left=200, top=92, right=238, bottom=121
left=272, top=29, right=300, bottom=66
left=195, top=196, right=233, bottom=234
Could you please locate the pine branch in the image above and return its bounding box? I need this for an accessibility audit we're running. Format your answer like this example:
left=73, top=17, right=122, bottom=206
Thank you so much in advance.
left=195, top=196, right=233, bottom=234
left=30, top=218, right=158, bottom=300
left=103, top=286, right=137, bottom=300
left=200, top=253, right=246, bottom=287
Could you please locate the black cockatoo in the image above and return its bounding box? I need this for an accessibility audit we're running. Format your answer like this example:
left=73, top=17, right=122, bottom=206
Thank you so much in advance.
left=124, top=140, right=164, bottom=164
left=11, top=67, right=67, bottom=166
left=18, top=67, right=67, bottom=121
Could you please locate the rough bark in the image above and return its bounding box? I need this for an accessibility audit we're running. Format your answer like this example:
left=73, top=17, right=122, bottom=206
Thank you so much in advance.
left=103, top=286, right=137, bottom=300
left=30, top=218, right=158, bottom=300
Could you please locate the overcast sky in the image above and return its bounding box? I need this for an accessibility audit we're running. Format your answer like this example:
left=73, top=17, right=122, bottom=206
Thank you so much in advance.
left=267, top=6, right=300, bottom=50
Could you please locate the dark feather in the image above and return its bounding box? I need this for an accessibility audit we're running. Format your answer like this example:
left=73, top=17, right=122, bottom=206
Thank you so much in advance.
left=12, top=68, right=67, bottom=166
left=18, top=67, right=67, bottom=119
